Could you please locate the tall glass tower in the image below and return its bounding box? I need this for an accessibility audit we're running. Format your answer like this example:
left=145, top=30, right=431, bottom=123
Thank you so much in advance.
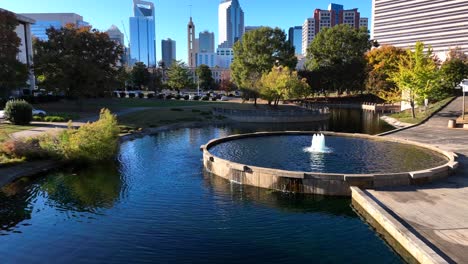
left=218, top=0, right=244, bottom=48
left=129, top=0, right=156, bottom=67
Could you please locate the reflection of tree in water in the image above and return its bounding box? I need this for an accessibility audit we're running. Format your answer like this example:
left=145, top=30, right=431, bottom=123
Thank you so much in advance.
left=0, top=178, right=36, bottom=234
left=203, top=171, right=356, bottom=218
left=40, top=163, right=122, bottom=213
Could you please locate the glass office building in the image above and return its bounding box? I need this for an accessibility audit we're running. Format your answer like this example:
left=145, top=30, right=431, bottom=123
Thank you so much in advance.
left=161, top=38, right=176, bottom=67
left=218, top=0, right=244, bottom=48
left=20, top=13, right=88, bottom=40
left=130, top=0, right=156, bottom=67
left=288, top=26, right=303, bottom=55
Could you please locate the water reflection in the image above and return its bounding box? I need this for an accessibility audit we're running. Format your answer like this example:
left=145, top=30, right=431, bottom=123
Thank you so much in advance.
left=39, top=163, right=123, bottom=213
left=203, top=171, right=355, bottom=217
left=0, top=179, right=36, bottom=234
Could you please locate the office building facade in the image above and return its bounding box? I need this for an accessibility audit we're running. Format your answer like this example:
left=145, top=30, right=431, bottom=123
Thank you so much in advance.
left=161, top=38, right=176, bottom=67
left=199, top=31, right=215, bottom=53
left=130, top=0, right=156, bottom=67
left=218, top=0, right=244, bottom=48
left=302, top=18, right=315, bottom=56
left=372, top=0, right=468, bottom=60
left=289, top=26, right=303, bottom=55
left=20, top=13, right=89, bottom=40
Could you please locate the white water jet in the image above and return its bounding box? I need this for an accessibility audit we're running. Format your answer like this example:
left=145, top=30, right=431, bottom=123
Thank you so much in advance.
left=304, top=134, right=330, bottom=153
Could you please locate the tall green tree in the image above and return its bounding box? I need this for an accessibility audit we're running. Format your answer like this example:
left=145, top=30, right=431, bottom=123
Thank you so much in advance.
left=130, top=62, right=150, bottom=89
left=365, top=45, right=407, bottom=102
left=391, top=42, right=439, bottom=118
left=435, top=49, right=468, bottom=100
left=196, top=64, right=215, bottom=90
left=259, top=66, right=310, bottom=105
left=306, top=24, right=371, bottom=95
left=231, top=27, right=297, bottom=105
left=34, top=24, right=123, bottom=97
left=0, top=10, right=29, bottom=98
left=166, top=60, right=192, bottom=91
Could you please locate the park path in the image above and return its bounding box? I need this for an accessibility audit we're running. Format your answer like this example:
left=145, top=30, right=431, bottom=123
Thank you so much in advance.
left=9, top=107, right=150, bottom=139
left=363, top=96, right=468, bottom=263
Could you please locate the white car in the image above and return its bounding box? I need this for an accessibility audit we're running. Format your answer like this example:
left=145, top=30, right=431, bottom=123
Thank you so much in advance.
left=32, top=108, right=47, bottom=116
left=220, top=96, right=229, bottom=101
left=0, top=110, right=4, bottom=119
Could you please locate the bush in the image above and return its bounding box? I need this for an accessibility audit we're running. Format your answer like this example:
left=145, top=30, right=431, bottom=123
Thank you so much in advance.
left=138, top=93, right=144, bottom=98
left=193, top=95, right=200, bottom=101
left=119, top=92, right=126, bottom=98
left=128, top=93, right=136, bottom=98
left=211, top=97, right=217, bottom=101
left=147, top=93, right=155, bottom=98
left=1, top=138, right=48, bottom=160
left=157, top=94, right=164, bottom=99
left=4, top=99, right=33, bottom=125
left=44, top=116, right=65, bottom=122
left=175, top=94, right=182, bottom=100
left=184, top=95, right=190, bottom=100
left=165, top=94, right=173, bottom=100
left=202, top=96, right=209, bottom=101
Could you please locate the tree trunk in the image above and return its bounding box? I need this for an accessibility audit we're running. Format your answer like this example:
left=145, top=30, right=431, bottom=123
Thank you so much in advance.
left=410, top=101, right=416, bottom=119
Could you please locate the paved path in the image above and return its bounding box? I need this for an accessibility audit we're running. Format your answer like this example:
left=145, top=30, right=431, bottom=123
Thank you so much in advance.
left=367, top=97, right=468, bottom=263
left=10, top=107, right=150, bottom=139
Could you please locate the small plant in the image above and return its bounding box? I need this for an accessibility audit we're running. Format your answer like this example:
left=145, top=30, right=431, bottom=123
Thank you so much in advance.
left=4, top=99, right=33, bottom=125
left=44, top=116, right=65, bottom=122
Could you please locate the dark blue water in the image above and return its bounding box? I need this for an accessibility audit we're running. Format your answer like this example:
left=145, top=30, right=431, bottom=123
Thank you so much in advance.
left=209, top=135, right=448, bottom=174
left=0, top=125, right=403, bottom=263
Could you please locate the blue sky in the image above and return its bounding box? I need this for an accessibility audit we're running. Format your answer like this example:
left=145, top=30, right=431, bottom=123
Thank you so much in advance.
left=2, top=0, right=372, bottom=63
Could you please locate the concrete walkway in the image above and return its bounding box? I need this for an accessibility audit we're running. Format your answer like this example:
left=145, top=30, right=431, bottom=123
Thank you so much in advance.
left=9, top=107, right=149, bottom=139
left=360, top=97, right=468, bottom=263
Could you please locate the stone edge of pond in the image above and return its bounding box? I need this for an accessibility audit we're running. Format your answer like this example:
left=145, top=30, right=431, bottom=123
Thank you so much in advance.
left=201, top=131, right=459, bottom=196
left=351, top=187, right=449, bottom=264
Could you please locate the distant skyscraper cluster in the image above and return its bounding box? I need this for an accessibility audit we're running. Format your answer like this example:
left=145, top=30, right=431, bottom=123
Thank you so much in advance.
left=372, top=0, right=468, bottom=60
left=298, top=3, right=368, bottom=56
left=129, top=0, right=156, bottom=67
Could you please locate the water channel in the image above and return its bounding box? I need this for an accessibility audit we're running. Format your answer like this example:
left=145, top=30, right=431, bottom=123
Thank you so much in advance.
left=0, top=109, right=403, bottom=263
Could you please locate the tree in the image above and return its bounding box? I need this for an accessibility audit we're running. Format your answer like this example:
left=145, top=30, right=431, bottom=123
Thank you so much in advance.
left=306, top=24, right=371, bottom=95
left=365, top=45, right=407, bottom=102
left=166, top=60, right=192, bottom=91
left=259, top=66, right=310, bottom=105
left=391, top=42, right=439, bottom=118
left=196, top=64, right=215, bottom=90
left=0, top=10, right=29, bottom=98
left=436, top=56, right=468, bottom=100
left=34, top=24, right=123, bottom=98
left=129, top=62, right=150, bottom=89
left=231, top=27, right=297, bottom=105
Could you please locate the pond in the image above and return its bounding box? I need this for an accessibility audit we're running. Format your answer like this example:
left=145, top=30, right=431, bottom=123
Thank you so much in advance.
left=0, top=109, right=403, bottom=263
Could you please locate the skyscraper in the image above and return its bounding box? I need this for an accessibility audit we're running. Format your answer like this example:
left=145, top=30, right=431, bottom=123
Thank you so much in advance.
left=106, top=25, right=124, bottom=46
left=129, top=0, right=156, bottom=67
left=20, top=13, right=89, bottom=40
left=161, top=38, right=176, bottom=67
left=199, top=31, right=215, bottom=53
left=372, top=0, right=468, bottom=60
left=218, top=0, right=244, bottom=48
left=288, top=26, right=303, bottom=55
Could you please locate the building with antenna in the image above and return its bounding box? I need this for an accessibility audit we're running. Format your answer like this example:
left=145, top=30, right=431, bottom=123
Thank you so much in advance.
left=218, top=0, right=244, bottom=49
left=129, top=0, right=156, bottom=67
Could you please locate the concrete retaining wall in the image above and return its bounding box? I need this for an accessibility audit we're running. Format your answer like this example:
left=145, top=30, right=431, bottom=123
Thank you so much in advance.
left=201, top=131, right=458, bottom=196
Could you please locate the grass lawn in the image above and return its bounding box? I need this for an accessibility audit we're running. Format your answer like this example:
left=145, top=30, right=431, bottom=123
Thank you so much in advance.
left=389, top=97, right=454, bottom=124
left=0, top=123, right=36, bottom=143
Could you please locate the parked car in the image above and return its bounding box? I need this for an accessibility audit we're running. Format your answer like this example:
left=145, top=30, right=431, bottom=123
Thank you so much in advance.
left=32, top=108, right=47, bottom=116
left=0, top=110, right=4, bottom=119
left=220, top=96, right=229, bottom=101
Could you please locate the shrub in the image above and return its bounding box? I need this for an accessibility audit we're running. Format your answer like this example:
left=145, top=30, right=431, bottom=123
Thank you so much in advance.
left=184, top=95, right=190, bottom=100
left=202, top=96, right=209, bottom=101
left=138, top=93, right=144, bottom=98
left=165, top=94, right=173, bottom=100
left=128, top=93, right=136, bottom=98
left=119, top=92, right=126, bottom=98
left=4, top=99, right=33, bottom=125
left=175, top=94, right=182, bottom=100
left=58, top=109, right=120, bottom=162
left=147, top=93, right=155, bottom=98
left=211, top=97, right=217, bottom=101
left=193, top=95, right=200, bottom=100
left=44, top=116, right=65, bottom=122
left=1, top=138, right=48, bottom=159
left=157, top=94, right=164, bottom=99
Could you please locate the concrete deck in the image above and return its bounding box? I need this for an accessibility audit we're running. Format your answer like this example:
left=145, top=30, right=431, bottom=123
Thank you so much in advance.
left=354, top=97, right=468, bottom=263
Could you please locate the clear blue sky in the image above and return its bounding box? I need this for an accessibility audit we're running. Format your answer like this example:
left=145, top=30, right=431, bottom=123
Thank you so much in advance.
left=2, top=0, right=372, bottom=64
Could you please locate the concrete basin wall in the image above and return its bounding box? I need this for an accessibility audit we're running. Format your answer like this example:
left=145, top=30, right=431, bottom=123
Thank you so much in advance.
left=200, top=131, right=458, bottom=196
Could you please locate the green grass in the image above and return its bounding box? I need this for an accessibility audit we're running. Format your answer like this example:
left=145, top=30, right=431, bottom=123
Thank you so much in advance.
left=389, top=97, right=454, bottom=124
left=0, top=124, right=36, bottom=143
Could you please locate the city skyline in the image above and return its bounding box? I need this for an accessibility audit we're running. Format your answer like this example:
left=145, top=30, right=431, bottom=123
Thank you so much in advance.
left=2, top=0, right=372, bottom=64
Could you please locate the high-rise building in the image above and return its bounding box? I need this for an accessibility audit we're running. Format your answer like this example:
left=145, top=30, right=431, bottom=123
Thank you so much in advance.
left=129, top=0, right=156, bottom=67
left=187, top=17, right=198, bottom=68
left=216, top=48, right=234, bottom=69
left=372, top=0, right=468, bottom=60
left=288, top=26, right=303, bottom=55
left=218, top=0, right=244, bottom=48
left=3, top=9, right=36, bottom=94
left=106, top=25, right=125, bottom=46
left=19, top=13, right=89, bottom=40
left=161, top=38, right=176, bottom=67
left=199, top=31, right=215, bottom=53
left=301, top=3, right=368, bottom=56
left=302, top=18, right=315, bottom=56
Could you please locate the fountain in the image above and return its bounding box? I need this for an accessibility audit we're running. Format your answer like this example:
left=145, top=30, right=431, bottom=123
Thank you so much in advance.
left=304, top=134, right=330, bottom=153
